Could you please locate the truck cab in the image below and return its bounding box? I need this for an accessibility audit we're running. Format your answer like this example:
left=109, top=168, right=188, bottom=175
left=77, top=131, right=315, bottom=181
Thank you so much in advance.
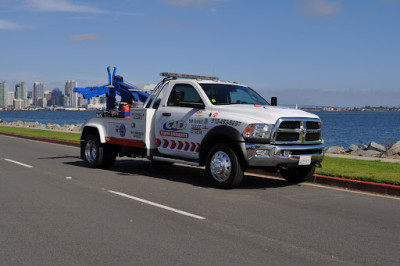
left=79, top=72, right=324, bottom=188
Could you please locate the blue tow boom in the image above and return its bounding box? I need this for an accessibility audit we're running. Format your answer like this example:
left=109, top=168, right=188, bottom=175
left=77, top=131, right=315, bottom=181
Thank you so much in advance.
left=73, top=67, right=150, bottom=111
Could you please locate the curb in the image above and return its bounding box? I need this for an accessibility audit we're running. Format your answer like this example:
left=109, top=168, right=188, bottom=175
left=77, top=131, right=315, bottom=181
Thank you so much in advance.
left=311, top=174, right=400, bottom=197
left=246, top=169, right=400, bottom=197
left=1, top=131, right=399, bottom=197
left=0, top=131, right=80, bottom=148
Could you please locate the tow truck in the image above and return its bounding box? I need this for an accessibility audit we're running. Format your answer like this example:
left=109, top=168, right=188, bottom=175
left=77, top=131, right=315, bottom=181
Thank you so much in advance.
left=74, top=67, right=324, bottom=188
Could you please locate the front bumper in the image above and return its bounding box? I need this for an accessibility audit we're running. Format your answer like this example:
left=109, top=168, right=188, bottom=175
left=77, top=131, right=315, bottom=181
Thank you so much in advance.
left=245, top=143, right=324, bottom=167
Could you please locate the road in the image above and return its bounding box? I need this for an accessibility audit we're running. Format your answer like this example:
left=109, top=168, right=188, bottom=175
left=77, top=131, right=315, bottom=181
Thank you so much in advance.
left=1, top=134, right=399, bottom=265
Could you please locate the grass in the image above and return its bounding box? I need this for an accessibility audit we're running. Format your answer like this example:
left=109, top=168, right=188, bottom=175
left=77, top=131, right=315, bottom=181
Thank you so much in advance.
left=0, top=125, right=80, bottom=143
left=316, top=156, right=400, bottom=185
left=1, top=125, right=399, bottom=185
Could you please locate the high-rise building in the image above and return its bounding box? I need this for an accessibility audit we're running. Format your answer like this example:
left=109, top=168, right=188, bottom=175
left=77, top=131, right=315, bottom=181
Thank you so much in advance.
left=15, top=82, right=28, bottom=109
left=13, top=99, right=24, bottom=110
left=27, top=91, right=33, bottom=106
left=65, top=80, right=78, bottom=107
left=8, top=92, right=14, bottom=106
left=33, top=81, right=45, bottom=106
left=0, top=81, right=9, bottom=107
left=51, top=88, right=63, bottom=106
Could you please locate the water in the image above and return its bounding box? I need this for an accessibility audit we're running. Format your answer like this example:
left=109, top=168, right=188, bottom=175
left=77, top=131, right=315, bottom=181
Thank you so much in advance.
left=312, top=111, right=400, bottom=148
left=1, top=110, right=399, bottom=148
left=0, top=110, right=97, bottom=125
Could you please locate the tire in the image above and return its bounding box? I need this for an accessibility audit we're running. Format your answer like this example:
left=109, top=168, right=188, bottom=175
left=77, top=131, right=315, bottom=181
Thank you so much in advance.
left=280, top=166, right=315, bottom=183
left=83, top=134, right=116, bottom=168
left=205, top=144, right=244, bottom=189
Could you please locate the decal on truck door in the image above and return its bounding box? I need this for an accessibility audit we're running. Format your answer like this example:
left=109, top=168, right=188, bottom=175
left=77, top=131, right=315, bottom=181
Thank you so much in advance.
left=162, top=120, right=187, bottom=131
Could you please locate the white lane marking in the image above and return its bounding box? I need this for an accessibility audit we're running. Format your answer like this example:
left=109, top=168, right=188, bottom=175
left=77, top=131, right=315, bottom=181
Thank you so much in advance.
left=4, top=158, right=33, bottom=168
left=107, top=190, right=206, bottom=220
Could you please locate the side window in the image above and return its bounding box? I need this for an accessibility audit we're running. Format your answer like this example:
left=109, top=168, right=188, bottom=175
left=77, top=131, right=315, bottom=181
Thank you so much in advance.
left=167, top=84, right=203, bottom=106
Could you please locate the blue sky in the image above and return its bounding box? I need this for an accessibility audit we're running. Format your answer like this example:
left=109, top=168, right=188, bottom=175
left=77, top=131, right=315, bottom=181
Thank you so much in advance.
left=1, top=0, right=399, bottom=107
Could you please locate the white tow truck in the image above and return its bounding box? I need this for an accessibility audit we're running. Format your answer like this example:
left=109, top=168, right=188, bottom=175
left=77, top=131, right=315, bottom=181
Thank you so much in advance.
left=77, top=70, right=324, bottom=188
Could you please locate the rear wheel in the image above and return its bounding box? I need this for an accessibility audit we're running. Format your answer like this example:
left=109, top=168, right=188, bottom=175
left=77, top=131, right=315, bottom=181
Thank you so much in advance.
left=205, top=144, right=244, bottom=189
left=83, top=134, right=116, bottom=168
left=280, top=166, right=315, bottom=183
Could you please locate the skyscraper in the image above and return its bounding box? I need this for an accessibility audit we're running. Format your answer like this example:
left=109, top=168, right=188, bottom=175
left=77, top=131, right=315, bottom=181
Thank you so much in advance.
left=0, top=81, right=9, bottom=107
left=51, top=88, right=63, bottom=106
left=65, top=80, right=78, bottom=108
left=15, top=82, right=28, bottom=109
left=8, top=92, right=14, bottom=106
left=33, top=81, right=44, bottom=107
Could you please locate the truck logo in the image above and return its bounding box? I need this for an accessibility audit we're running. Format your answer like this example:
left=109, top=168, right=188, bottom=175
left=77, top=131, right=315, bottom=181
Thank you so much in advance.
left=119, top=124, right=126, bottom=137
left=163, top=120, right=187, bottom=131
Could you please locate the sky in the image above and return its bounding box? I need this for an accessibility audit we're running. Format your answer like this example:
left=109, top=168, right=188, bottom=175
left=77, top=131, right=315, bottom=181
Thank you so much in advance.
left=1, top=0, right=400, bottom=107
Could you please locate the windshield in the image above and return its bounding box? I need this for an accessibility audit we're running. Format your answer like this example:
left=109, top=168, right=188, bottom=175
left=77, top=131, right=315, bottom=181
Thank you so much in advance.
left=200, top=84, right=269, bottom=105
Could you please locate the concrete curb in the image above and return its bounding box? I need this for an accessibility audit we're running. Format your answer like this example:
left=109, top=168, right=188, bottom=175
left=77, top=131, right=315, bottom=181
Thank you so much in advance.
left=0, top=131, right=80, bottom=148
left=1, top=131, right=399, bottom=197
left=311, top=174, right=400, bottom=197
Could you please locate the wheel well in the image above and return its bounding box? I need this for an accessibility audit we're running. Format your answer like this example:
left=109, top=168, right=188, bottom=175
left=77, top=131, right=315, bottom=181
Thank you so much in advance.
left=199, top=136, right=246, bottom=167
left=80, top=127, right=101, bottom=159
left=81, top=126, right=100, bottom=141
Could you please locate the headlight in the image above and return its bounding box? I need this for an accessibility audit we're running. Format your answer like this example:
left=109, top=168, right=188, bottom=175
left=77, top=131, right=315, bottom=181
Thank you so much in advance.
left=242, top=124, right=273, bottom=141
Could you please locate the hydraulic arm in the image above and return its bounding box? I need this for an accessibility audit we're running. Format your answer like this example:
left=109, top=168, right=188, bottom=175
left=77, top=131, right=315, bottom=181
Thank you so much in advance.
left=73, top=67, right=150, bottom=111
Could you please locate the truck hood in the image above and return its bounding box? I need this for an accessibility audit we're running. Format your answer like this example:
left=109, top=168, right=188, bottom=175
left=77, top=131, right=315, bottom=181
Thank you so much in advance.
left=213, top=105, right=320, bottom=124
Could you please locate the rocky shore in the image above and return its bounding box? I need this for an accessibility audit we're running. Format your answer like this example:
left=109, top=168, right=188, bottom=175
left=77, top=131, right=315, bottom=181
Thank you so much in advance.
left=325, top=141, right=400, bottom=160
left=0, top=120, right=82, bottom=132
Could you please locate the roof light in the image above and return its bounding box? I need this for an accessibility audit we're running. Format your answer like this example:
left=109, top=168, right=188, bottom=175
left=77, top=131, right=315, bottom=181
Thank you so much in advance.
left=160, top=72, right=219, bottom=81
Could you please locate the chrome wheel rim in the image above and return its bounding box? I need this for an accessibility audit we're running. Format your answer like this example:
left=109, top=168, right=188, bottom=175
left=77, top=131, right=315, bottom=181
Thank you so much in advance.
left=85, top=140, right=97, bottom=164
left=210, top=151, right=231, bottom=182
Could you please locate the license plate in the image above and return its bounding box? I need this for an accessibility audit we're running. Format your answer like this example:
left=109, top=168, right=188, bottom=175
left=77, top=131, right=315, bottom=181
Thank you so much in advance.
left=299, top=156, right=311, bottom=165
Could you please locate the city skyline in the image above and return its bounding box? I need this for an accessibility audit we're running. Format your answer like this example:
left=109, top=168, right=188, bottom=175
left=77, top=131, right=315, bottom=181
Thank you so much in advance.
left=0, top=79, right=85, bottom=109
left=1, top=0, right=400, bottom=107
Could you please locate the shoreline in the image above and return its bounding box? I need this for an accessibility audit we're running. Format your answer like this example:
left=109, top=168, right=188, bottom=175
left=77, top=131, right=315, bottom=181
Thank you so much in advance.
left=0, top=120, right=82, bottom=133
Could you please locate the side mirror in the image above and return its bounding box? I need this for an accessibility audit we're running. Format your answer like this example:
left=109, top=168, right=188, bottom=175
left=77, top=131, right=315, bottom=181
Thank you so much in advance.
left=271, top=97, right=277, bottom=106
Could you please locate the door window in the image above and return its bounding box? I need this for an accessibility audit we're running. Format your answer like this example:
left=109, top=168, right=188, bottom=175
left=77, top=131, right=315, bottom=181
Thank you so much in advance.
left=167, top=84, right=203, bottom=106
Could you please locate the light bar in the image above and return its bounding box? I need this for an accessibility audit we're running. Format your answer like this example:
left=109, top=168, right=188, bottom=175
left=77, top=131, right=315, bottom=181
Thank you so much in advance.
left=160, top=72, right=219, bottom=81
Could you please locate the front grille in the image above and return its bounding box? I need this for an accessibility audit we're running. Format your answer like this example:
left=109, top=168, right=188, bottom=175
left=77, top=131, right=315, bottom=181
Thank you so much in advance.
left=276, top=132, right=299, bottom=142
left=272, top=118, right=322, bottom=144
left=279, top=121, right=300, bottom=129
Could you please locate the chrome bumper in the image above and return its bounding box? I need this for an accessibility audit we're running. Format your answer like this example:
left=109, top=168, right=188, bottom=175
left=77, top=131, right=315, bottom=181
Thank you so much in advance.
left=245, top=143, right=324, bottom=167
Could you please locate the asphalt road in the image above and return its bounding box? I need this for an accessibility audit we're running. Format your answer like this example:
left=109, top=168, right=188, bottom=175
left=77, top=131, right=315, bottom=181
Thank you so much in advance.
left=1, top=135, right=399, bottom=265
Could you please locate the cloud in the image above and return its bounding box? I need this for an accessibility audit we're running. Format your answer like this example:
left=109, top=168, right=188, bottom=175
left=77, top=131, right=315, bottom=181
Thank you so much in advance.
left=160, top=0, right=210, bottom=7
left=297, top=0, right=342, bottom=18
left=24, top=0, right=104, bottom=13
left=0, top=19, right=27, bottom=30
left=68, top=33, right=103, bottom=42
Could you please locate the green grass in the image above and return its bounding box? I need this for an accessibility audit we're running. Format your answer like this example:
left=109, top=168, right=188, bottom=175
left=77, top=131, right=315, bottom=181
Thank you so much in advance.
left=0, top=126, right=80, bottom=143
left=316, top=156, right=400, bottom=185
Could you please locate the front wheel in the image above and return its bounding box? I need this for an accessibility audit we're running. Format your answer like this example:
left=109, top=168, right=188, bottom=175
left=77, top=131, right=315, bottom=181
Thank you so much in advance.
left=280, top=166, right=315, bottom=183
left=83, top=134, right=116, bottom=168
left=205, top=144, right=244, bottom=189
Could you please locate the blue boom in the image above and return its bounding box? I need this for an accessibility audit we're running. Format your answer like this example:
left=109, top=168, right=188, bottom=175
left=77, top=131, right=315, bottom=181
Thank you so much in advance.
left=73, top=67, right=150, bottom=111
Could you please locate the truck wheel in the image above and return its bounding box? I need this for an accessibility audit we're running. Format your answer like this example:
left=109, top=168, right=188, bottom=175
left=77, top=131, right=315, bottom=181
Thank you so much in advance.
left=83, top=134, right=116, bottom=168
left=280, top=166, right=315, bottom=183
left=206, top=144, right=244, bottom=188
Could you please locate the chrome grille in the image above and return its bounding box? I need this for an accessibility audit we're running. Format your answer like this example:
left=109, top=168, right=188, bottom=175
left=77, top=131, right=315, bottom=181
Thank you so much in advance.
left=272, top=118, right=322, bottom=145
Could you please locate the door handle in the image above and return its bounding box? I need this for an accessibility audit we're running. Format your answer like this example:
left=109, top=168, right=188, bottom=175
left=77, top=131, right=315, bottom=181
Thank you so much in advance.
left=162, top=113, right=171, bottom=116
